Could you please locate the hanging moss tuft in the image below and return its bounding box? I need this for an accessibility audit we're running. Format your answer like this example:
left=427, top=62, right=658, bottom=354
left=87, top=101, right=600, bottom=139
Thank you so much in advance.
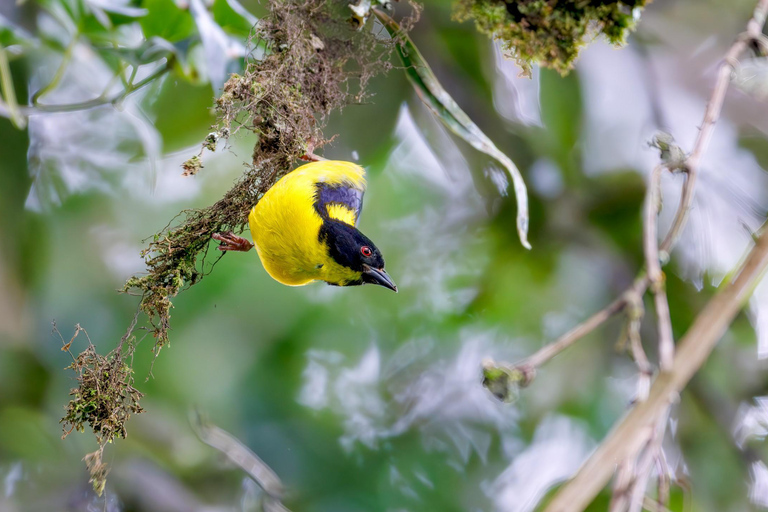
left=453, top=0, right=649, bottom=76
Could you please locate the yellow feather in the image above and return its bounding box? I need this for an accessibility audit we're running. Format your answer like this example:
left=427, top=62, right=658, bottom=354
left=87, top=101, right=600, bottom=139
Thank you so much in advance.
left=248, top=160, right=367, bottom=287
left=325, top=204, right=357, bottom=226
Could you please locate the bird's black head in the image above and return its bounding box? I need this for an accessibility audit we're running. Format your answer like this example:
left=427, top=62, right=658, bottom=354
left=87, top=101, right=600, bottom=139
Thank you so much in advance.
left=318, top=220, right=397, bottom=292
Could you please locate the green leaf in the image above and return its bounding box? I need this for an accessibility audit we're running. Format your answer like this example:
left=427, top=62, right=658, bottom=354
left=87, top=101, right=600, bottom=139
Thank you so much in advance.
left=212, top=0, right=257, bottom=38
left=374, top=9, right=531, bottom=250
left=140, top=0, right=195, bottom=43
left=0, top=16, right=34, bottom=47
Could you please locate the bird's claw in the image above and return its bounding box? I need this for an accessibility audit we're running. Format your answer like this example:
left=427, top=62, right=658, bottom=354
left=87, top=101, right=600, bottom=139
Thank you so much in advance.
left=212, top=231, right=254, bottom=252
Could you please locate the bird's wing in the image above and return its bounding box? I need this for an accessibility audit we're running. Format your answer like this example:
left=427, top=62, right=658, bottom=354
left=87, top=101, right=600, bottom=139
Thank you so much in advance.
left=311, top=162, right=366, bottom=227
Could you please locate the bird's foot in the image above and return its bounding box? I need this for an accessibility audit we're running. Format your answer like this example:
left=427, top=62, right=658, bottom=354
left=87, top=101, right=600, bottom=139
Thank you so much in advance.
left=299, top=138, right=327, bottom=162
left=299, top=151, right=327, bottom=162
left=212, top=231, right=254, bottom=252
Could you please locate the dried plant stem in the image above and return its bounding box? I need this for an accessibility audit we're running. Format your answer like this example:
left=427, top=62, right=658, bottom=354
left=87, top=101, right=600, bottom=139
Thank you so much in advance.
left=656, top=449, right=671, bottom=508
left=544, top=225, right=768, bottom=512
left=660, top=0, right=768, bottom=254
left=644, top=165, right=674, bottom=371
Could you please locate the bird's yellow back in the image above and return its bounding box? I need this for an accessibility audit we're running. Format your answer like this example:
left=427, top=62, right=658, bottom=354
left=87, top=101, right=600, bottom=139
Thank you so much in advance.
left=248, top=161, right=367, bottom=286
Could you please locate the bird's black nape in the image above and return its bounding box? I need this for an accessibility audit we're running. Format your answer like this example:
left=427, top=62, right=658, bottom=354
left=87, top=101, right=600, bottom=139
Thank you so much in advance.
left=318, top=219, right=396, bottom=291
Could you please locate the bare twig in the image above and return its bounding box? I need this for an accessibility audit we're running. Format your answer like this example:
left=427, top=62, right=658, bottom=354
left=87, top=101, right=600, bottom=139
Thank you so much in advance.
left=505, top=275, right=650, bottom=378
left=544, top=4, right=768, bottom=508
left=625, top=289, right=651, bottom=402
left=644, top=165, right=675, bottom=371
left=544, top=224, right=768, bottom=512
left=627, top=412, right=668, bottom=512
left=656, top=450, right=671, bottom=509
left=660, top=0, right=768, bottom=253
left=609, top=461, right=634, bottom=512
left=523, top=296, right=628, bottom=369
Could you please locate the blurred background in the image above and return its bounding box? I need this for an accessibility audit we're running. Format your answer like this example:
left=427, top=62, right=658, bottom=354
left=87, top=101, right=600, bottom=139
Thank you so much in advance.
left=2, top=0, right=768, bottom=510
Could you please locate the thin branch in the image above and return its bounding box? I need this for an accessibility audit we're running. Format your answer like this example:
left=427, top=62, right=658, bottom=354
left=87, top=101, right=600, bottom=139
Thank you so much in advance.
left=522, top=295, right=628, bottom=369
left=544, top=223, right=768, bottom=512
left=31, top=34, right=78, bottom=105
left=627, top=412, right=668, bottom=512
left=660, top=0, right=768, bottom=253
left=506, top=275, right=650, bottom=378
left=531, top=4, right=768, bottom=507
left=609, top=460, right=634, bottom=512
left=33, top=61, right=171, bottom=113
left=625, top=290, right=651, bottom=402
left=656, top=450, right=671, bottom=509
left=0, top=60, right=171, bottom=119
left=642, top=497, right=672, bottom=512
left=644, top=165, right=674, bottom=371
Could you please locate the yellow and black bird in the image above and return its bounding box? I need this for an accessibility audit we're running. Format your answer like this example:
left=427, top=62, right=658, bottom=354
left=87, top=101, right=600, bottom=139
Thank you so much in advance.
left=213, top=160, right=397, bottom=292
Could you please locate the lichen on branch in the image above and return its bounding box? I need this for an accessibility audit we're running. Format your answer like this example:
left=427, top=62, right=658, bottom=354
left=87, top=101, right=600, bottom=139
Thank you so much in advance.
left=453, top=0, right=649, bottom=76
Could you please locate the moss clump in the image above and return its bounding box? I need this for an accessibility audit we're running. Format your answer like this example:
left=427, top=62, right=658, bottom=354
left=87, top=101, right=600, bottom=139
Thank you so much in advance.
left=481, top=359, right=535, bottom=402
left=57, top=323, right=144, bottom=495
left=181, top=154, right=203, bottom=176
left=453, top=0, right=648, bottom=76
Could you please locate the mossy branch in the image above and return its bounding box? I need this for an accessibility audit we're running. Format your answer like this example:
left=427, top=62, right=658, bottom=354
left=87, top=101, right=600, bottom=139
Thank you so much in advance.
left=122, top=0, right=394, bottom=353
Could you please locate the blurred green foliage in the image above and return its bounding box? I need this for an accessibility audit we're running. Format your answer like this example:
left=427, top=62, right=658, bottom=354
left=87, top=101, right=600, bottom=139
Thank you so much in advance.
left=1, top=0, right=768, bottom=511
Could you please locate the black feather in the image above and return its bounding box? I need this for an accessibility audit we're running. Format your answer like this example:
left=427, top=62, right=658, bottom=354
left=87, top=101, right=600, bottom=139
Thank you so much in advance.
left=314, top=182, right=364, bottom=226
left=318, top=220, right=385, bottom=279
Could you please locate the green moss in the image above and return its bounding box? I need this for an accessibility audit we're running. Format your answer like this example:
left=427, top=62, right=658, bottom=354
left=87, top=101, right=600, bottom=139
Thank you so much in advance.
left=57, top=324, right=144, bottom=495
left=482, top=362, right=534, bottom=402
left=453, top=0, right=648, bottom=76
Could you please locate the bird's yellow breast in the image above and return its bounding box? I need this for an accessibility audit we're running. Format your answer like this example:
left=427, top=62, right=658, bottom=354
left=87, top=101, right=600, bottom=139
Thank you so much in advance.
left=248, top=161, right=366, bottom=286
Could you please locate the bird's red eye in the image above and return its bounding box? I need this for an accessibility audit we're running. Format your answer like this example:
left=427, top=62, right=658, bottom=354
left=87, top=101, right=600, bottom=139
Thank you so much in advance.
left=361, top=246, right=372, bottom=257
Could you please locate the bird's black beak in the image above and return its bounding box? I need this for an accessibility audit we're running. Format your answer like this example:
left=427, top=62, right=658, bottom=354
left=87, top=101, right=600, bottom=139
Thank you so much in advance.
left=362, top=265, right=398, bottom=292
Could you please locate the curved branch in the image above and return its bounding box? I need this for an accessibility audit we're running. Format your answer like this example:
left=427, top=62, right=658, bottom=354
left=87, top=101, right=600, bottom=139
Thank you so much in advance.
left=545, top=225, right=768, bottom=512
left=0, top=60, right=171, bottom=119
